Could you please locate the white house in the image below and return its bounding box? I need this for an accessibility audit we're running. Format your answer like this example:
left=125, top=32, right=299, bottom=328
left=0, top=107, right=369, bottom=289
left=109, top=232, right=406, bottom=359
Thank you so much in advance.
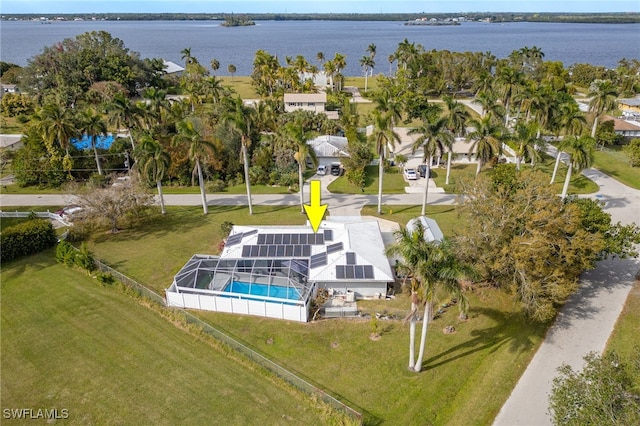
left=163, top=60, right=185, bottom=76
left=165, top=218, right=394, bottom=322
left=284, top=93, right=327, bottom=113
left=308, top=135, right=349, bottom=166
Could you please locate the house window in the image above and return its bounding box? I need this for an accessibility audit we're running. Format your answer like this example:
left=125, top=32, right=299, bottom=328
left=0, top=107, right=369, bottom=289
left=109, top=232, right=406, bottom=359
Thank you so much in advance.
left=307, top=102, right=315, bottom=107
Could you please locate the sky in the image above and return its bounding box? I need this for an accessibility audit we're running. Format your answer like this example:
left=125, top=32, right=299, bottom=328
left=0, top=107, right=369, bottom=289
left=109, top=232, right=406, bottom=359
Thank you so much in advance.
left=1, top=1, right=639, bottom=14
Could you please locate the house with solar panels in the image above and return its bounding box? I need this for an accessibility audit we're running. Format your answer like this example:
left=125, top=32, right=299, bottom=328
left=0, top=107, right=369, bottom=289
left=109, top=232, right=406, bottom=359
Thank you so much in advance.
left=165, top=218, right=394, bottom=322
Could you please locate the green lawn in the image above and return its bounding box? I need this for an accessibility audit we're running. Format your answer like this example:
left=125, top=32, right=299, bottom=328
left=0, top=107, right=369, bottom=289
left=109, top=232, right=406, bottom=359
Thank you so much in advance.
left=219, top=76, right=260, bottom=99
left=1, top=252, right=328, bottom=425
left=593, top=146, right=640, bottom=190
left=361, top=204, right=463, bottom=238
left=162, top=183, right=294, bottom=195
left=80, top=202, right=548, bottom=425
left=328, top=165, right=407, bottom=194
left=606, top=280, right=640, bottom=388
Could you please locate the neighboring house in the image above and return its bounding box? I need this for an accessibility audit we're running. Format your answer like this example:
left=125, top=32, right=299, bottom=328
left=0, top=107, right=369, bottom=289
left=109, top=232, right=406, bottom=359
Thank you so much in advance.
left=166, top=218, right=394, bottom=322
left=284, top=92, right=327, bottom=113
left=308, top=135, right=349, bottom=166
left=299, top=71, right=329, bottom=89
left=602, top=115, right=640, bottom=138
left=618, top=97, right=640, bottom=114
left=163, top=60, right=185, bottom=77
left=0, top=84, right=18, bottom=99
left=0, top=134, right=23, bottom=150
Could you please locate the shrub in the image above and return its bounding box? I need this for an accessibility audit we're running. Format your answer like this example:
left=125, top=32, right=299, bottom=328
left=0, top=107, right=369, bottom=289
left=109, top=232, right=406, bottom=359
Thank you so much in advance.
left=1, top=219, right=58, bottom=263
left=55, top=240, right=77, bottom=266
left=220, top=221, right=234, bottom=236
left=96, top=272, right=115, bottom=285
left=206, top=179, right=227, bottom=193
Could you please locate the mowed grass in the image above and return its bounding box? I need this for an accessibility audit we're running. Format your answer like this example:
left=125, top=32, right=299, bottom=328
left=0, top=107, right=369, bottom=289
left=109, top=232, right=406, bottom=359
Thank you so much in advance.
left=0, top=252, right=326, bottom=425
left=593, top=146, right=640, bottom=190
left=361, top=204, right=463, bottom=238
left=606, top=279, right=640, bottom=388
left=328, top=165, right=406, bottom=194
left=162, top=183, right=294, bottom=195
left=83, top=202, right=548, bottom=425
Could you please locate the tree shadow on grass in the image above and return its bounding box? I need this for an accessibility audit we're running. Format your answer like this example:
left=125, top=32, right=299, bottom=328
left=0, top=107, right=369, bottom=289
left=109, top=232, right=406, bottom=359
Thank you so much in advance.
left=421, top=307, right=545, bottom=372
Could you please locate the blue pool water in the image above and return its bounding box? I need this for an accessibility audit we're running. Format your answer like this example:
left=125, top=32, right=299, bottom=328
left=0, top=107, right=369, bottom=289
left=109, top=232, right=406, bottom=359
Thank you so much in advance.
left=72, top=134, right=115, bottom=150
left=225, top=281, right=301, bottom=301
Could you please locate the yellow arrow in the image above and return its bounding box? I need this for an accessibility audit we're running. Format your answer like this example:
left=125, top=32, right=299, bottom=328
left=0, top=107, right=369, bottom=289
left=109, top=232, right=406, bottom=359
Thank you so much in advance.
left=303, top=180, right=328, bottom=233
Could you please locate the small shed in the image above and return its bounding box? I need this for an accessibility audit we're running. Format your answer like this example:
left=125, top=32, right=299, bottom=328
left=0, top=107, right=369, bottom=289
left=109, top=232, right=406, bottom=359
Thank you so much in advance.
left=406, top=216, right=444, bottom=243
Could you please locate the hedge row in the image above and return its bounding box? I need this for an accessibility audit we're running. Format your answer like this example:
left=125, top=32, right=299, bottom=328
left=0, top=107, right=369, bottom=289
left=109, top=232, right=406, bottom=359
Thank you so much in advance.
left=0, top=219, right=58, bottom=263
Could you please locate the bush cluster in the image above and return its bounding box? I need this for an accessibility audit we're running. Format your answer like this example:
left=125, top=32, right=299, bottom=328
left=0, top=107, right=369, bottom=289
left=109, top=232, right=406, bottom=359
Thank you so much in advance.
left=0, top=219, right=58, bottom=263
left=55, top=240, right=95, bottom=272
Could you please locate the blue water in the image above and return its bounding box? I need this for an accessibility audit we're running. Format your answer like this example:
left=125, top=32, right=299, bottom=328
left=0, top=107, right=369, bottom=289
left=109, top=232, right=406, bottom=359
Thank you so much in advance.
left=1, top=20, right=638, bottom=74
left=72, top=134, right=114, bottom=150
left=225, top=281, right=301, bottom=301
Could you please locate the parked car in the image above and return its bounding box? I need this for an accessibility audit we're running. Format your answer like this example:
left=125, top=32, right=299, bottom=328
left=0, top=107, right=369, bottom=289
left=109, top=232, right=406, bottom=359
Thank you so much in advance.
left=330, top=163, right=343, bottom=176
left=316, top=165, right=327, bottom=176
left=417, top=164, right=433, bottom=178
left=403, top=168, right=418, bottom=180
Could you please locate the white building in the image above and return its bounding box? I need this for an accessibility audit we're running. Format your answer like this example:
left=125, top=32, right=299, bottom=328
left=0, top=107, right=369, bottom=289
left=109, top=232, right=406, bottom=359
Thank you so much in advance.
left=166, top=218, right=394, bottom=322
left=284, top=93, right=327, bottom=114
left=308, top=135, right=349, bottom=166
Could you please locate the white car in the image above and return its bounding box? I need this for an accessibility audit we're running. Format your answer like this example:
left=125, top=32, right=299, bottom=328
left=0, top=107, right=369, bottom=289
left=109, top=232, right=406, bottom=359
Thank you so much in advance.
left=317, top=165, right=327, bottom=176
left=403, top=168, right=418, bottom=180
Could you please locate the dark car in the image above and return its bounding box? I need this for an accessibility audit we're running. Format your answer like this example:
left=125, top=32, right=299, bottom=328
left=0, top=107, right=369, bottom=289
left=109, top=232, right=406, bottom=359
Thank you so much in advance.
left=330, top=163, right=343, bottom=176
left=417, top=164, right=433, bottom=178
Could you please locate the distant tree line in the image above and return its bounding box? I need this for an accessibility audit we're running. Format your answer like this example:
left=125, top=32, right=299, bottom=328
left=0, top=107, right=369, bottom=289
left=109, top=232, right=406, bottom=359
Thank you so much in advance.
left=2, top=12, right=639, bottom=23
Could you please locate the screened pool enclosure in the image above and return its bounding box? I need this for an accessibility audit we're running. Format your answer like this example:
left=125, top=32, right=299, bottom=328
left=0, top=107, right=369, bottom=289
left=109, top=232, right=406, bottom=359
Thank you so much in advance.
left=166, top=255, right=314, bottom=322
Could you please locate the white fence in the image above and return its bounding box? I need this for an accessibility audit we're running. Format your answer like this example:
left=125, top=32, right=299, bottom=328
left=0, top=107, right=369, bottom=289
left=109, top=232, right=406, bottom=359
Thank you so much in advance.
left=0, top=210, right=72, bottom=226
left=166, top=291, right=309, bottom=322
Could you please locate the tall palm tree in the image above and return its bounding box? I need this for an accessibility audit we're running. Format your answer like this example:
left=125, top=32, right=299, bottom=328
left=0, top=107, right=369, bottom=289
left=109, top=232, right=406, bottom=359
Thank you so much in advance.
left=467, top=115, right=504, bottom=176
left=106, top=93, right=141, bottom=149
left=34, top=102, right=79, bottom=171
left=587, top=79, right=618, bottom=138
left=135, top=135, right=171, bottom=214
left=560, top=136, right=595, bottom=199
left=359, top=55, right=375, bottom=93
left=281, top=118, right=317, bottom=213
left=409, top=117, right=453, bottom=215
left=386, top=226, right=472, bottom=373
left=366, top=43, right=377, bottom=59
left=223, top=96, right=256, bottom=215
left=512, top=122, right=542, bottom=170
left=370, top=109, right=401, bottom=214
left=180, top=47, right=192, bottom=67
left=173, top=117, right=216, bottom=214
left=210, top=58, right=220, bottom=75
left=550, top=99, right=586, bottom=184
left=495, top=65, right=525, bottom=127
left=78, top=108, right=108, bottom=175
left=443, top=95, right=470, bottom=184
left=332, top=53, right=347, bottom=91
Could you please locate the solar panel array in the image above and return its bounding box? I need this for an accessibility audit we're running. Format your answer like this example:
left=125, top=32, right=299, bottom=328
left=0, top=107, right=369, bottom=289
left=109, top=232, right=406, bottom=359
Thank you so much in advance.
left=336, top=265, right=375, bottom=279
left=309, top=252, right=328, bottom=268
left=225, top=233, right=244, bottom=247
left=242, top=244, right=311, bottom=258
left=326, top=242, right=343, bottom=254
left=323, top=229, right=333, bottom=241
left=346, top=252, right=356, bottom=265
left=256, top=233, right=324, bottom=245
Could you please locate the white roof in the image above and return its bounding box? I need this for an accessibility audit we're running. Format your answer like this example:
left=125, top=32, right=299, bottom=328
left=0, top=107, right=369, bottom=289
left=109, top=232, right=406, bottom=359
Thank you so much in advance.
left=284, top=93, right=327, bottom=103
left=163, top=60, right=185, bottom=74
left=222, top=218, right=393, bottom=283
left=406, top=216, right=444, bottom=242
left=308, top=135, right=349, bottom=158
left=0, top=134, right=22, bottom=148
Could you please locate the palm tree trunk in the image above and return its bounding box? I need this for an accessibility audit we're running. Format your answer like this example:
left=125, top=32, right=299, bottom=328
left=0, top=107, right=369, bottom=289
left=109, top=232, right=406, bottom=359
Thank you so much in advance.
left=445, top=151, right=452, bottom=185
left=377, top=156, right=384, bottom=214
left=157, top=178, right=166, bottom=215
left=591, top=116, right=599, bottom=138
left=92, top=137, right=103, bottom=175
left=364, top=71, right=368, bottom=93
left=421, top=156, right=432, bottom=216
left=475, top=158, right=482, bottom=177
left=551, top=150, right=563, bottom=184
left=242, top=143, right=253, bottom=215
left=408, top=298, right=418, bottom=370
left=561, top=161, right=573, bottom=199
left=298, top=162, right=305, bottom=214
left=516, top=154, right=522, bottom=171
left=196, top=159, right=208, bottom=215
left=413, top=302, right=432, bottom=372
left=128, top=130, right=135, bottom=150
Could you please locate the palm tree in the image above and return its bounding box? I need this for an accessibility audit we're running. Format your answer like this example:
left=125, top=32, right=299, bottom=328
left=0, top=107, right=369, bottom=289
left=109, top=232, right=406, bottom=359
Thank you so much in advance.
left=106, top=93, right=141, bottom=150
left=210, top=58, right=220, bottom=75
left=359, top=55, right=375, bottom=93
left=467, top=115, right=504, bottom=176
left=34, top=102, right=79, bottom=171
left=587, top=79, right=618, bottom=138
left=550, top=99, right=586, bottom=184
left=180, top=47, right=192, bottom=67
left=443, top=96, right=470, bottom=184
left=135, top=135, right=171, bottom=214
left=512, top=122, right=542, bottom=170
left=227, top=64, right=237, bottom=81
left=409, top=117, right=453, bottom=215
left=223, top=96, right=256, bottom=214
left=332, top=53, right=347, bottom=91
left=370, top=109, right=401, bottom=214
left=173, top=117, right=216, bottom=214
left=560, top=136, right=595, bottom=199
left=495, top=65, right=525, bottom=127
left=366, top=43, right=377, bottom=59
left=78, top=108, right=108, bottom=175
left=281, top=118, right=317, bottom=213
left=386, top=226, right=472, bottom=373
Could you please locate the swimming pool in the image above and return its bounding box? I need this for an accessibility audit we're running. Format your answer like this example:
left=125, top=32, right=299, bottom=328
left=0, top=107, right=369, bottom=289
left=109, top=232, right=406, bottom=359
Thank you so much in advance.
left=72, top=134, right=115, bottom=150
left=224, top=281, right=301, bottom=301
